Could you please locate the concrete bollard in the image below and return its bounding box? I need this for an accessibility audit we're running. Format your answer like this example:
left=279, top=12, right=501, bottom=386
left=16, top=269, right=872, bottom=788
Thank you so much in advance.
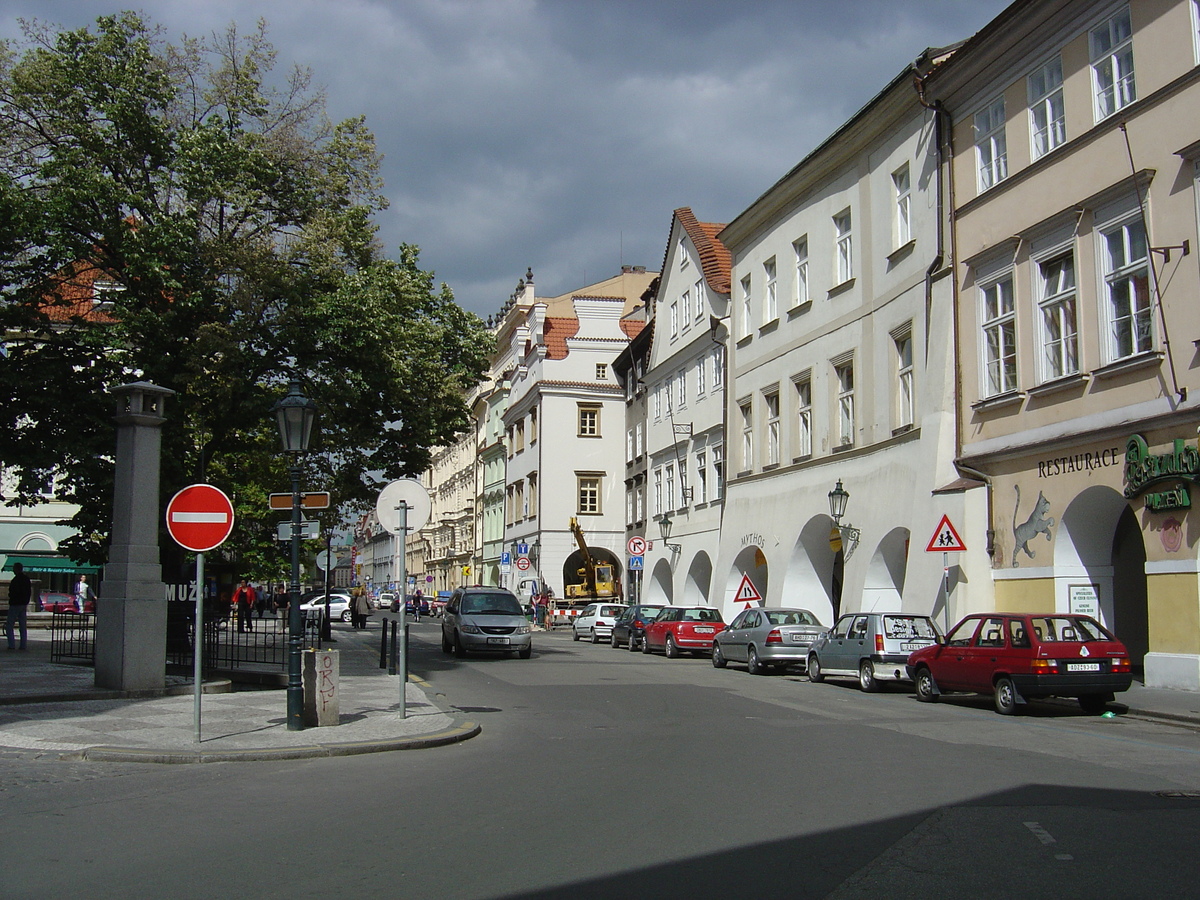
left=302, top=648, right=340, bottom=727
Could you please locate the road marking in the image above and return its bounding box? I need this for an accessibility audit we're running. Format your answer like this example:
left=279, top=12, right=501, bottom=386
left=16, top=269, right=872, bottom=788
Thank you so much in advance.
left=1023, top=821, right=1056, bottom=844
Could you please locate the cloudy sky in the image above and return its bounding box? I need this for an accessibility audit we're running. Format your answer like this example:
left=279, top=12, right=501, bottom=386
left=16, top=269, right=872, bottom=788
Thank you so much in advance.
left=1, top=1, right=1009, bottom=318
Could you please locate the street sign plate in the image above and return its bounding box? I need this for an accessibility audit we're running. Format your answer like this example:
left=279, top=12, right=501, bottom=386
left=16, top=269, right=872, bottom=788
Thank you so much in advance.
left=734, top=574, right=762, bottom=607
left=376, top=479, right=432, bottom=534
left=627, top=536, right=648, bottom=556
left=516, top=556, right=531, bottom=571
left=628, top=555, right=644, bottom=570
left=925, top=515, right=967, bottom=553
left=166, top=484, right=235, bottom=553
left=269, top=492, right=331, bottom=510
left=276, top=520, right=320, bottom=541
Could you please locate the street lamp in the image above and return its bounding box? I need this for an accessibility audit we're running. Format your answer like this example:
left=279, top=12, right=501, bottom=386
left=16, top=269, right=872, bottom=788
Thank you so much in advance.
left=273, top=379, right=318, bottom=731
left=658, top=513, right=682, bottom=553
left=827, top=479, right=861, bottom=558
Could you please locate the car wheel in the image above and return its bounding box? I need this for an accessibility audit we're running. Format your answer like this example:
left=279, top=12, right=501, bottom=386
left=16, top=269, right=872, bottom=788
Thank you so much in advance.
left=642, top=634, right=653, bottom=654
left=807, top=653, right=824, bottom=682
left=914, top=667, right=938, bottom=702
left=611, top=632, right=620, bottom=648
left=341, top=609, right=352, bottom=623
left=994, top=676, right=1018, bottom=715
left=454, top=633, right=468, bottom=659
left=629, top=633, right=639, bottom=652
left=517, top=645, right=532, bottom=660
left=859, top=660, right=879, bottom=692
left=664, top=634, right=680, bottom=659
left=591, top=629, right=600, bottom=644
left=441, top=630, right=453, bottom=654
left=712, top=641, right=727, bottom=668
left=747, top=646, right=765, bottom=676
left=1078, top=694, right=1108, bottom=715
left=572, top=627, right=580, bottom=642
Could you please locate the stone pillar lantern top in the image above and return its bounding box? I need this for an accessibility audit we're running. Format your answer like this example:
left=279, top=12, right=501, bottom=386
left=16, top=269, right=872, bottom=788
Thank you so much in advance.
left=112, top=381, right=175, bottom=426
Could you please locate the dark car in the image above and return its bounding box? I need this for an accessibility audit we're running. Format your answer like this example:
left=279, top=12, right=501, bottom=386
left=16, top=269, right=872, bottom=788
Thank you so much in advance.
left=907, top=612, right=1133, bottom=715
left=610, top=604, right=665, bottom=651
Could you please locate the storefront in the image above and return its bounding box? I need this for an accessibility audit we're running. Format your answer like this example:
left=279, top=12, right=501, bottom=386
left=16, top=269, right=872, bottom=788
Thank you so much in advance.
left=2, top=555, right=102, bottom=596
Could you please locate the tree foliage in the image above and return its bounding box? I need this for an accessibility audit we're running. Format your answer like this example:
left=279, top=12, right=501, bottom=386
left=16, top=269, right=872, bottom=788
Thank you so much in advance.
left=0, top=13, right=492, bottom=578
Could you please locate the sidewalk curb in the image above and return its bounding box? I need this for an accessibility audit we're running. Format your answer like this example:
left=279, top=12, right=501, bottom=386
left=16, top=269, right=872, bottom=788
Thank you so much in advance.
left=67, top=717, right=481, bottom=764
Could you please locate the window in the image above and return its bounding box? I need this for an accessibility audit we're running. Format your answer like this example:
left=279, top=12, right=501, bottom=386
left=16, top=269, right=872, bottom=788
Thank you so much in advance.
left=895, top=332, right=914, bottom=429
left=634, top=421, right=643, bottom=458
left=893, top=165, right=911, bottom=246
left=635, top=483, right=644, bottom=522
left=765, top=390, right=780, bottom=466
left=1028, top=57, right=1065, bottom=159
left=696, top=450, right=708, bottom=504
left=975, top=97, right=1007, bottom=191
left=92, top=279, right=125, bottom=311
left=764, top=258, right=777, bottom=322
left=834, top=210, right=853, bottom=284
left=653, top=383, right=662, bottom=420
left=653, top=467, right=663, bottom=516
left=694, top=278, right=705, bottom=320
left=712, top=346, right=723, bottom=389
left=696, top=357, right=706, bottom=397
left=713, top=445, right=724, bottom=500
left=1091, top=8, right=1135, bottom=120
left=665, top=463, right=676, bottom=511
left=515, top=419, right=525, bottom=452
left=679, top=238, right=689, bottom=269
left=516, top=479, right=526, bottom=519
left=981, top=276, right=1017, bottom=395
left=676, top=368, right=686, bottom=408
left=1038, top=252, right=1078, bottom=380
left=740, top=275, right=752, bottom=337
left=578, top=405, right=600, bottom=437
left=664, top=374, right=673, bottom=414
left=529, top=408, right=538, bottom=443
left=595, top=363, right=607, bottom=380
left=795, top=377, right=812, bottom=458
left=626, top=427, right=635, bottom=464
left=528, top=474, right=537, bottom=518
left=577, top=475, right=601, bottom=515
left=670, top=300, right=679, bottom=339
left=740, top=400, right=754, bottom=470
left=1103, top=218, right=1151, bottom=361
left=793, top=237, right=809, bottom=307
left=836, top=362, right=855, bottom=447
left=681, top=290, right=691, bottom=331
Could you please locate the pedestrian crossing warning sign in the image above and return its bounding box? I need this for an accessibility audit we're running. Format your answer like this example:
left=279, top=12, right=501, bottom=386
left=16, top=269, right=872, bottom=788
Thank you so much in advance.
left=925, top=515, right=967, bottom=553
left=734, top=574, right=762, bottom=607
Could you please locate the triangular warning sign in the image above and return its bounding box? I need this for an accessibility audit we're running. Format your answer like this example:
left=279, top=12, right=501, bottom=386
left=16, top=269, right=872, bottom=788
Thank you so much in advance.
left=734, top=574, right=762, bottom=608
left=926, top=514, right=967, bottom=553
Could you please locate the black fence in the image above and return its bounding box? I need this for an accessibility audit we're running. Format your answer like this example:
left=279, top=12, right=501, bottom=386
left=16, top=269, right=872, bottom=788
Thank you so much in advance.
left=50, top=611, right=96, bottom=663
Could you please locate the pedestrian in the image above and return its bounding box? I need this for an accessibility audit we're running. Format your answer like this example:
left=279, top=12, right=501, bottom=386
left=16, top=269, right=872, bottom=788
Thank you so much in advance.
left=273, top=586, right=287, bottom=615
left=535, top=592, right=548, bottom=628
left=412, top=588, right=423, bottom=622
left=74, top=574, right=95, bottom=613
left=233, top=579, right=256, bottom=633
left=5, top=562, right=32, bottom=650
left=255, top=587, right=268, bottom=618
left=353, top=588, right=372, bottom=629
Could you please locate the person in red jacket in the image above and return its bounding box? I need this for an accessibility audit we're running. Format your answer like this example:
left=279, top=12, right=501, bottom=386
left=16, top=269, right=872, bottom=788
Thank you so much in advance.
left=233, top=579, right=257, bottom=633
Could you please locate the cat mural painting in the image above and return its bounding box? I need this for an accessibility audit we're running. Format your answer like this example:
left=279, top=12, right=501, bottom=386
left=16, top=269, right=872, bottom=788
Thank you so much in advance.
left=926, top=515, right=967, bottom=632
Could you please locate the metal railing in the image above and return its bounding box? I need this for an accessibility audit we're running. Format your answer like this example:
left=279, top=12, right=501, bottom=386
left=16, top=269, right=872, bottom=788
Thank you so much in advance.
left=166, top=605, right=323, bottom=671
left=50, top=611, right=96, bottom=663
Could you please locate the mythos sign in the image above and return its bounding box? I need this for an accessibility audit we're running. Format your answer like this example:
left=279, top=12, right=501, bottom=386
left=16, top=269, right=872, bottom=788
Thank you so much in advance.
left=1123, top=435, right=1200, bottom=512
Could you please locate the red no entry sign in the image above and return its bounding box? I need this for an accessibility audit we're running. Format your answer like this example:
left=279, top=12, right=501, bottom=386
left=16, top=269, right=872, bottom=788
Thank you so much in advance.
left=166, top=484, right=235, bottom=552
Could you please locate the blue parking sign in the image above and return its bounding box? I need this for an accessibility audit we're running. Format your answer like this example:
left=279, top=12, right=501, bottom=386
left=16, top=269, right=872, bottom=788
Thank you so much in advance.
left=501, top=551, right=512, bottom=566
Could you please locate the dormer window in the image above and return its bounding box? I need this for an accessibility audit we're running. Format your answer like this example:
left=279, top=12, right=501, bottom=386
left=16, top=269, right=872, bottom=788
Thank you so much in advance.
left=92, top=279, right=125, bottom=311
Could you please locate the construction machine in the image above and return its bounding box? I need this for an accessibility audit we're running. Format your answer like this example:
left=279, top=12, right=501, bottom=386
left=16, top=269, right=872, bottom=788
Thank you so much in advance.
left=565, top=517, right=619, bottom=600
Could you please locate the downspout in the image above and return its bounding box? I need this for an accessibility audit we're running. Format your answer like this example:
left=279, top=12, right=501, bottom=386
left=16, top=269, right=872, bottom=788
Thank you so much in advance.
left=914, top=68, right=996, bottom=561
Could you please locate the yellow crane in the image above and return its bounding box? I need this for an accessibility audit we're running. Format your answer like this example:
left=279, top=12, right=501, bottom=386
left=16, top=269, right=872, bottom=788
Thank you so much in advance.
left=566, top=517, right=618, bottom=600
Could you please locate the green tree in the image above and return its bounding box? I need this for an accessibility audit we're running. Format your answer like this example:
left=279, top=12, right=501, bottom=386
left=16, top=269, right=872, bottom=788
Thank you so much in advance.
left=0, top=13, right=492, bottom=578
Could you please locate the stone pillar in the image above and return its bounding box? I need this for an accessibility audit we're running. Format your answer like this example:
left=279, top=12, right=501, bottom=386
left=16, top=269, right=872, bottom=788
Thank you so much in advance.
left=95, top=382, right=175, bottom=692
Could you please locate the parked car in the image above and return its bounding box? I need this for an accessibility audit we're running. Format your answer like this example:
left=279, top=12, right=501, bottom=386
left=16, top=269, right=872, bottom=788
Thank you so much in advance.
left=611, top=604, right=665, bottom=651
left=39, top=591, right=93, bottom=613
left=440, top=586, right=532, bottom=659
left=808, top=612, right=941, bottom=691
left=906, top=612, right=1133, bottom=715
left=712, top=607, right=825, bottom=674
left=572, top=602, right=628, bottom=643
left=299, top=592, right=353, bottom=622
left=376, top=591, right=397, bottom=610
left=642, top=606, right=725, bottom=658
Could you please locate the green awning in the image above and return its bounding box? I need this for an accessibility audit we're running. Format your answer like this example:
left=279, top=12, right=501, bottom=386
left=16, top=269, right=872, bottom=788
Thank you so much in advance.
left=2, top=555, right=101, bottom=575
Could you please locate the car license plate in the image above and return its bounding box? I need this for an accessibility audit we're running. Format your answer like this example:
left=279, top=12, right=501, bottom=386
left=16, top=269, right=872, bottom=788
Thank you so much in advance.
left=901, top=641, right=932, bottom=652
left=487, top=637, right=510, bottom=645
left=1067, top=662, right=1100, bottom=672
left=694, top=627, right=714, bottom=634
left=791, top=634, right=811, bottom=643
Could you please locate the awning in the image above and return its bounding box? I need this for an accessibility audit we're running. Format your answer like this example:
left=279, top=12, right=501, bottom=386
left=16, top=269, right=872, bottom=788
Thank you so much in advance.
left=2, top=555, right=101, bottom=575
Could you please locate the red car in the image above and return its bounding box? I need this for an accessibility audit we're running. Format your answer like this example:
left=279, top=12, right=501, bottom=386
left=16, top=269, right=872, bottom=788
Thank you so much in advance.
left=642, top=606, right=725, bottom=658
left=39, top=592, right=94, bottom=613
left=906, top=613, right=1133, bottom=715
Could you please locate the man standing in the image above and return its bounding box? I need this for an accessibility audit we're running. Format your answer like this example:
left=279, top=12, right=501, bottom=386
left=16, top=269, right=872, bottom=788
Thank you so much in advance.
left=232, top=579, right=256, bottom=633
left=74, top=574, right=94, bottom=613
left=6, top=562, right=32, bottom=650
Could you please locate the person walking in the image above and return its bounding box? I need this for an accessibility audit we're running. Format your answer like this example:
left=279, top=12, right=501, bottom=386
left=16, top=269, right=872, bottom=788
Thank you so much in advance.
left=353, top=589, right=372, bottom=630
left=233, top=579, right=256, bottom=633
left=412, top=588, right=423, bottom=623
left=5, top=562, right=32, bottom=650
left=74, top=574, right=94, bottom=613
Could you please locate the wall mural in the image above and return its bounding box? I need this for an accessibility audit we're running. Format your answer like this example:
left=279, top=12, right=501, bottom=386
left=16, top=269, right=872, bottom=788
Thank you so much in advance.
left=1012, top=485, right=1055, bottom=567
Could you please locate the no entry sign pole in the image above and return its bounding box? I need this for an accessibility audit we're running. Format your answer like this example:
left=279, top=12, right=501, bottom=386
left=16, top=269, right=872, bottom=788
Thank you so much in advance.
left=166, top=484, right=235, bottom=744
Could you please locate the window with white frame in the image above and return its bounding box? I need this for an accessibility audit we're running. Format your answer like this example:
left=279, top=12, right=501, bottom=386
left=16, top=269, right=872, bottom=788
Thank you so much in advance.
left=681, top=289, right=691, bottom=331
left=1038, top=251, right=1078, bottom=380
left=712, top=346, right=723, bottom=389
left=795, top=376, right=812, bottom=458
left=765, top=390, right=780, bottom=466
left=893, top=165, right=911, bottom=247
left=1029, top=56, right=1065, bottom=159
left=528, top=474, right=537, bottom=518
left=695, top=449, right=708, bottom=504
left=834, top=209, right=853, bottom=284
left=975, top=96, right=1008, bottom=191
left=676, top=368, right=686, bottom=408
left=653, top=383, right=662, bottom=420
left=694, top=278, right=704, bottom=320
left=653, top=467, right=663, bottom=516
left=1091, top=7, right=1135, bottom=121
left=1193, top=0, right=1200, bottom=65
left=664, top=376, right=673, bottom=414
left=635, top=483, right=644, bottom=522
left=577, top=475, right=602, bottom=515
left=696, top=356, right=706, bottom=397
left=665, top=463, right=676, bottom=511
left=670, top=300, right=679, bottom=339
left=764, top=257, right=777, bottom=322
left=1103, top=217, right=1151, bottom=361
left=595, top=363, right=607, bottom=380
left=626, top=489, right=634, bottom=526
left=626, top=427, right=635, bottom=464
left=793, top=237, right=809, bottom=307
left=578, top=405, right=601, bottom=437
left=679, top=238, right=689, bottom=269
left=981, top=275, right=1017, bottom=396
left=895, top=331, right=914, bottom=429
left=836, top=362, right=855, bottom=447
left=713, top=444, right=724, bottom=499
left=740, top=400, right=754, bottom=471
left=635, top=421, right=643, bottom=458
left=740, top=275, right=752, bottom=337
left=530, top=408, right=537, bottom=443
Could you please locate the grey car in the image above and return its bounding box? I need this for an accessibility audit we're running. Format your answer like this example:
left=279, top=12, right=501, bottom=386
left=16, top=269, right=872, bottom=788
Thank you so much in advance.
left=440, top=586, right=533, bottom=659
left=807, top=611, right=940, bottom=691
left=712, top=607, right=825, bottom=674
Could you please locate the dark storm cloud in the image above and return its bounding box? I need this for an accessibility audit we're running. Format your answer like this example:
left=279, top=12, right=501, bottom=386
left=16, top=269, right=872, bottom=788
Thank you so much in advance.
left=0, top=1, right=1009, bottom=315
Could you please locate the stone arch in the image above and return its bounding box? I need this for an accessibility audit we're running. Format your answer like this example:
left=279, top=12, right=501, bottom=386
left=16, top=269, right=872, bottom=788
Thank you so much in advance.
left=562, top=547, right=622, bottom=599
left=722, top=544, right=768, bottom=620
left=683, top=552, right=713, bottom=606
left=781, top=516, right=837, bottom=624
left=644, top=558, right=673, bottom=605
left=861, top=527, right=910, bottom=611
left=16, top=532, right=56, bottom=551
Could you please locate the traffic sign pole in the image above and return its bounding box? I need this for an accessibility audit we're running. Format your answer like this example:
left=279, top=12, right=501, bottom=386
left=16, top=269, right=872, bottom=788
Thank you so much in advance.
left=194, top=552, right=204, bottom=744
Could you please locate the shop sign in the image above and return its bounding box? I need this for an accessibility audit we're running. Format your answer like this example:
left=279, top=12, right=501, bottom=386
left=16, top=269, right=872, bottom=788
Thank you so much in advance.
left=1123, top=435, right=1200, bottom=512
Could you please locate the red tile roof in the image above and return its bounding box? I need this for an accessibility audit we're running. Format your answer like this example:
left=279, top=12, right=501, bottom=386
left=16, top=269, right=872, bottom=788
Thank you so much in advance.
left=619, top=319, right=647, bottom=340
left=543, top=316, right=579, bottom=360
left=673, top=207, right=732, bottom=294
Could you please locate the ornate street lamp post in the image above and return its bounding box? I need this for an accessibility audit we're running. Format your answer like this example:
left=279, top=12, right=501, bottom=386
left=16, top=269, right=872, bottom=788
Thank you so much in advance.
left=273, top=380, right=318, bottom=731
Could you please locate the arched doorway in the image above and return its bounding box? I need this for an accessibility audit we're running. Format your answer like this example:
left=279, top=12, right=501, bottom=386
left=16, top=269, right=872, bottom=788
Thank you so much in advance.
left=561, top=548, right=622, bottom=601
left=724, top=545, right=768, bottom=620
left=862, top=527, right=909, bottom=611
left=645, top=559, right=673, bottom=605
left=684, top=553, right=713, bottom=606
left=782, top=517, right=837, bottom=624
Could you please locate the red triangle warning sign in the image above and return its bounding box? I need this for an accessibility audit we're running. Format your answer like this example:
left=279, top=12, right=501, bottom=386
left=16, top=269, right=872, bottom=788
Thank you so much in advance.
left=925, top=515, right=967, bottom=553
left=734, top=574, right=763, bottom=607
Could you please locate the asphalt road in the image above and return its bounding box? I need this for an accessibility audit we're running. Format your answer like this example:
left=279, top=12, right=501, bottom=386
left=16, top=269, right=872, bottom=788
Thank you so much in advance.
left=3, top=622, right=1200, bottom=899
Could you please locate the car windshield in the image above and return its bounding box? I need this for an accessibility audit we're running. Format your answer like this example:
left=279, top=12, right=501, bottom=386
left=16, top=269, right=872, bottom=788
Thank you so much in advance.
left=681, top=608, right=722, bottom=622
left=883, top=616, right=938, bottom=640
left=1028, top=616, right=1111, bottom=642
left=766, top=610, right=821, bottom=627
left=462, top=594, right=523, bottom=616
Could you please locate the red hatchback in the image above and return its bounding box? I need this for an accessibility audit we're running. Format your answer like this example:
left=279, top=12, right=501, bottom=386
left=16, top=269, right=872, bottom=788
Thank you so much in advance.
left=643, top=606, right=725, bottom=658
left=906, top=613, right=1133, bottom=715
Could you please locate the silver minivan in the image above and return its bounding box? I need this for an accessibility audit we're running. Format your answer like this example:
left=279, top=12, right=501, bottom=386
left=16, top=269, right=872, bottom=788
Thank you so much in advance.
left=807, top=612, right=940, bottom=691
left=441, top=586, right=533, bottom=659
